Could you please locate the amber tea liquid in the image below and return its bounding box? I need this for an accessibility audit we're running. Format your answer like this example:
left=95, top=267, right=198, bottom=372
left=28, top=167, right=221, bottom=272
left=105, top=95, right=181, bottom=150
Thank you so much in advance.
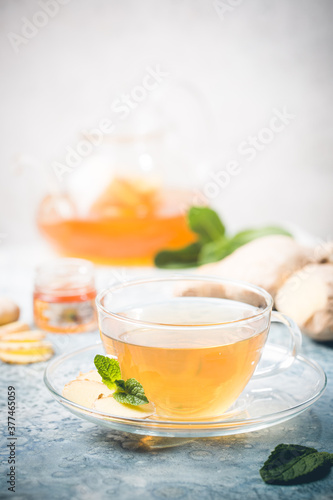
left=101, top=298, right=269, bottom=419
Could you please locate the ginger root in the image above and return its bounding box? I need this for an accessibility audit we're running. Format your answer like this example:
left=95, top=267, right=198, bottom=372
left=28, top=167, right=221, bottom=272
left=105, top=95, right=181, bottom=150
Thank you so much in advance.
left=196, top=235, right=311, bottom=298
left=180, top=234, right=333, bottom=341
left=275, top=264, right=333, bottom=341
left=0, top=297, right=20, bottom=326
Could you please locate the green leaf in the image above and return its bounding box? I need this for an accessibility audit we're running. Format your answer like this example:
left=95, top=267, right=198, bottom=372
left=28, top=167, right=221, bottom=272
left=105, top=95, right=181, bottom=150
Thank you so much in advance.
left=260, top=444, right=333, bottom=485
left=198, top=226, right=292, bottom=265
left=114, top=378, right=149, bottom=406
left=187, top=206, right=225, bottom=244
left=231, top=226, right=292, bottom=247
left=198, top=237, right=233, bottom=265
left=154, top=204, right=292, bottom=269
left=114, top=379, right=126, bottom=391
left=154, top=242, right=202, bottom=269
left=94, top=354, right=121, bottom=390
left=93, top=355, right=150, bottom=407
left=320, top=452, right=333, bottom=465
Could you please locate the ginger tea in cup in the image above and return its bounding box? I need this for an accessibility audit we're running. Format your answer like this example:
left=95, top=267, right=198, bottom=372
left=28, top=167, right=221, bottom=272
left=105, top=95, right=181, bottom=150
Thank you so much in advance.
left=97, top=277, right=299, bottom=420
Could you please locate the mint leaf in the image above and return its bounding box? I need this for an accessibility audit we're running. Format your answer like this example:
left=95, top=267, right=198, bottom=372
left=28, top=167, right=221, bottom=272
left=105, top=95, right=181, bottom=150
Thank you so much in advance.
left=114, top=379, right=126, bottom=391
left=198, top=237, right=232, bottom=265
left=154, top=205, right=292, bottom=269
left=230, top=226, right=292, bottom=247
left=154, top=242, right=202, bottom=269
left=114, top=378, right=149, bottom=406
left=187, top=206, right=225, bottom=244
left=93, top=355, right=150, bottom=408
left=198, top=226, right=292, bottom=265
left=260, top=444, right=333, bottom=485
left=94, top=354, right=121, bottom=390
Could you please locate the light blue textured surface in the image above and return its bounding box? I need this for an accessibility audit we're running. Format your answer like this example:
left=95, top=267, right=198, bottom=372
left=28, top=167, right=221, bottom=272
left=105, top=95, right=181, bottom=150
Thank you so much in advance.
left=0, top=330, right=332, bottom=500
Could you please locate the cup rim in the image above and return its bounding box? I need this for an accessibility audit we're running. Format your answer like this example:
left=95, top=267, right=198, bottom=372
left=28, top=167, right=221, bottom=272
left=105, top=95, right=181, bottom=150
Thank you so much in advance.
left=96, top=275, right=273, bottom=330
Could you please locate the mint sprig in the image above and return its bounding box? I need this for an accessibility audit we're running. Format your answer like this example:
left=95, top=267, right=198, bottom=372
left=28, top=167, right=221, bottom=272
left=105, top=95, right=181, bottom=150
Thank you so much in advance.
left=94, top=354, right=122, bottom=390
left=154, top=242, right=202, bottom=269
left=154, top=206, right=291, bottom=269
left=94, top=355, right=149, bottom=406
left=114, top=379, right=149, bottom=406
left=260, top=444, right=333, bottom=485
left=187, top=206, right=225, bottom=244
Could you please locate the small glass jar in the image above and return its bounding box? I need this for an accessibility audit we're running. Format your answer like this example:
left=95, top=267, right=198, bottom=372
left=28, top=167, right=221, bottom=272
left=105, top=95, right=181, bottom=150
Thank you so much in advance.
left=33, top=258, right=97, bottom=333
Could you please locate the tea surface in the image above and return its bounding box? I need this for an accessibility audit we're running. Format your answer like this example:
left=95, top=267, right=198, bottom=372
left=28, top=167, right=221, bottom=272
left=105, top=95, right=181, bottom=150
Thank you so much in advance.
left=101, top=298, right=268, bottom=419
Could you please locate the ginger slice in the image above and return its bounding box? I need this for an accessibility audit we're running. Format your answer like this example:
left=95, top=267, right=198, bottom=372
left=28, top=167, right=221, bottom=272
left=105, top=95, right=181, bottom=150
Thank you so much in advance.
left=0, top=321, right=30, bottom=337
left=62, top=380, right=114, bottom=408
left=0, top=330, right=45, bottom=343
left=0, top=346, right=54, bottom=364
left=93, top=395, right=154, bottom=419
left=76, top=369, right=102, bottom=383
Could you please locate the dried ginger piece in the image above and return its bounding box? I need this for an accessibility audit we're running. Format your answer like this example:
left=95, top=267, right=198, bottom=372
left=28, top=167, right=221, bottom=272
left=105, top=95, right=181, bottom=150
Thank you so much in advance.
left=195, top=235, right=312, bottom=298
left=276, top=263, right=333, bottom=341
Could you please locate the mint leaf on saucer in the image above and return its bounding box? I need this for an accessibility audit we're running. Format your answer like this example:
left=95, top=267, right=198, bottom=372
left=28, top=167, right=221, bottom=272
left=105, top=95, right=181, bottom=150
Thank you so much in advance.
left=94, top=355, right=149, bottom=406
left=94, top=354, right=121, bottom=390
left=114, top=378, right=149, bottom=406
left=260, top=444, right=333, bottom=485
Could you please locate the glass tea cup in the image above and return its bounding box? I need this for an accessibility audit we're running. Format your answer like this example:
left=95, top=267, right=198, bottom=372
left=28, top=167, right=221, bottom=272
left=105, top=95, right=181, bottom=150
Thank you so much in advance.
left=96, top=276, right=302, bottom=420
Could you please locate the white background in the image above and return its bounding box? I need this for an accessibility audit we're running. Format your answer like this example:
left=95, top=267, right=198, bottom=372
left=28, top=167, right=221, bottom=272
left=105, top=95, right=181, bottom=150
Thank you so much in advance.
left=0, top=0, right=332, bottom=247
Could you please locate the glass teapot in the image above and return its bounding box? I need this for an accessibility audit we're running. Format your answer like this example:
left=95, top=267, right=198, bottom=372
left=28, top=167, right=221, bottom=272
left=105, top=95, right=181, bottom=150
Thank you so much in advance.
left=37, top=82, right=215, bottom=265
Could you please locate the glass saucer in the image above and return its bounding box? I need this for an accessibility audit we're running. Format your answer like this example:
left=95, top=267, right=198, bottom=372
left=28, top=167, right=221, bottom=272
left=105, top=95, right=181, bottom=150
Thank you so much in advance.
left=44, top=342, right=326, bottom=438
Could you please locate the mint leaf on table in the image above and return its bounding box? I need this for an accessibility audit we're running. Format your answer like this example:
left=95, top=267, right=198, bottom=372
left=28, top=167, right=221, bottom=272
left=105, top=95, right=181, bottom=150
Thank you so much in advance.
left=154, top=242, right=202, bottom=269
left=94, top=355, right=121, bottom=390
left=260, top=444, right=333, bottom=485
left=113, top=378, right=149, bottom=406
left=187, top=206, right=225, bottom=244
